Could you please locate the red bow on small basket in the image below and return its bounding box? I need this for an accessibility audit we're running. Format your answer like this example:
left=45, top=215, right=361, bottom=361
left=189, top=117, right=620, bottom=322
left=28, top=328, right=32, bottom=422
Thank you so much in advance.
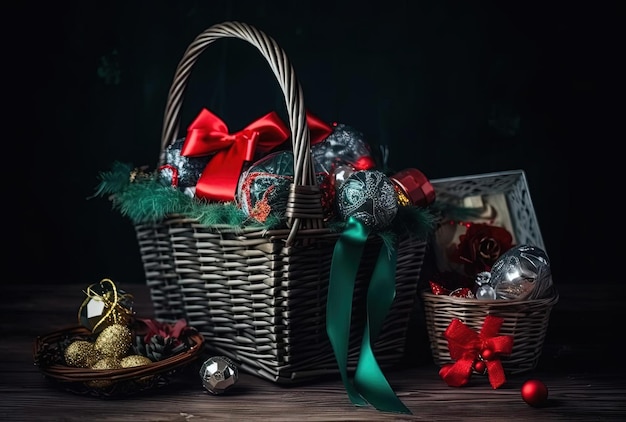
left=439, top=315, right=513, bottom=389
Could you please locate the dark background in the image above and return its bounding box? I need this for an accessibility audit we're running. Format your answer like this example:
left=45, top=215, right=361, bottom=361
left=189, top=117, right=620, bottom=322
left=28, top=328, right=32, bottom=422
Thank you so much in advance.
left=6, top=1, right=621, bottom=287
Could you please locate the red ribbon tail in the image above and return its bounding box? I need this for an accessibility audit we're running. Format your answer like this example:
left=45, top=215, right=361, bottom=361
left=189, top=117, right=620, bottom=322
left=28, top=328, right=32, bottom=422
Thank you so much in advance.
left=439, top=360, right=474, bottom=387
left=486, top=360, right=507, bottom=389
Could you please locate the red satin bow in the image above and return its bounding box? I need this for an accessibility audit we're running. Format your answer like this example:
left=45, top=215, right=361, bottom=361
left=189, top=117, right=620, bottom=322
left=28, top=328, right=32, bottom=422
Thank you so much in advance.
left=181, top=109, right=332, bottom=202
left=439, top=315, right=513, bottom=389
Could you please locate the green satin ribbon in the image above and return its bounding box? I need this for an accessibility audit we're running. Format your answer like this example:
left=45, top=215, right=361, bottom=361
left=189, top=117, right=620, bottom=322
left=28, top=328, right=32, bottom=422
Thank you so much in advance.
left=327, top=216, right=411, bottom=414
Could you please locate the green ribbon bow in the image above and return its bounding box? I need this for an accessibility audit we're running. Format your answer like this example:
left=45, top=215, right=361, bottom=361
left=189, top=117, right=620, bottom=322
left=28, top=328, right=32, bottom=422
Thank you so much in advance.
left=326, top=216, right=411, bottom=414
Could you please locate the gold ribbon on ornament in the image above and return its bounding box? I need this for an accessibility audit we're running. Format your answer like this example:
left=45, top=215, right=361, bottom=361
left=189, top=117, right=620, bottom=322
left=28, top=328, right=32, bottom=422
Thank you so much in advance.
left=78, top=278, right=134, bottom=333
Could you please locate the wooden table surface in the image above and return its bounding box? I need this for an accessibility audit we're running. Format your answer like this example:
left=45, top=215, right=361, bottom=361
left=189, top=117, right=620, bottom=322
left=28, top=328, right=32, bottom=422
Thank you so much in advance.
left=1, top=282, right=623, bottom=421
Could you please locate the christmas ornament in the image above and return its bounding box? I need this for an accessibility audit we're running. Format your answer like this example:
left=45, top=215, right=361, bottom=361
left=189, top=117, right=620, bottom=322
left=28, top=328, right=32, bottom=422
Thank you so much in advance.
left=336, top=170, right=398, bottom=232
left=490, top=244, right=553, bottom=300
left=94, top=323, right=132, bottom=359
left=121, top=355, right=155, bottom=385
left=475, top=271, right=496, bottom=300
left=160, top=137, right=211, bottom=188
left=87, top=356, right=123, bottom=388
left=521, top=379, right=548, bottom=407
left=389, top=168, right=435, bottom=207
left=332, top=165, right=354, bottom=191
left=237, top=150, right=331, bottom=222
left=237, top=150, right=295, bottom=221
left=311, top=123, right=376, bottom=174
left=439, top=315, right=513, bottom=389
left=120, top=355, right=153, bottom=368
left=199, top=356, right=239, bottom=395
left=64, top=340, right=100, bottom=368
left=78, top=279, right=134, bottom=334
left=448, top=287, right=475, bottom=298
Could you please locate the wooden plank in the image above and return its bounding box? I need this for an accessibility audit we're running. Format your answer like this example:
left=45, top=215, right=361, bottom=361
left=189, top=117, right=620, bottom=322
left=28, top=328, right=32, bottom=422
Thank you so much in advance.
left=1, top=283, right=624, bottom=421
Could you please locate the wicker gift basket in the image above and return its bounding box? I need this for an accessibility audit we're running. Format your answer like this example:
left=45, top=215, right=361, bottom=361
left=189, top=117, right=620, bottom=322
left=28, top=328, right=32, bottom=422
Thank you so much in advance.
left=33, top=324, right=205, bottom=398
left=421, top=292, right=559, bottom=374
left=98, top=21, right=431, bottom=385
left=419, top=171, right=559, bottom=375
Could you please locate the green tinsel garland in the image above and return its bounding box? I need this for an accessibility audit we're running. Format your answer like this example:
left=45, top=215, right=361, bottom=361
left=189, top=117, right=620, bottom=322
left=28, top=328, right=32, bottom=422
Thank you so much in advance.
left=93, top=161, right=438, bottom=240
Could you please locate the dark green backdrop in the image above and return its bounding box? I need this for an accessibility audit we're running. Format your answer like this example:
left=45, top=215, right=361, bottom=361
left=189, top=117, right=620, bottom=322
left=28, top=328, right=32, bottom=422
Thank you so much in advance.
left=8, top=1, right=620, bottom=287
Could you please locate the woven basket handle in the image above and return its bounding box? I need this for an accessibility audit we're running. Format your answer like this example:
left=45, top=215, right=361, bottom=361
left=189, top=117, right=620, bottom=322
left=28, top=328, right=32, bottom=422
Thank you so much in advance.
left=159, top=21, right=324, bottom=245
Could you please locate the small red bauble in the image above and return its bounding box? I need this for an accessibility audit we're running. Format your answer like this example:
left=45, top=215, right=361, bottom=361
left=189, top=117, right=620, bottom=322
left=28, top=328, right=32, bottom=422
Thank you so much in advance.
left=473, top=360, right=486, bottom=374
left=481, top=348, right=494, bottom=361
left=521, top=379, right=548, bottom=407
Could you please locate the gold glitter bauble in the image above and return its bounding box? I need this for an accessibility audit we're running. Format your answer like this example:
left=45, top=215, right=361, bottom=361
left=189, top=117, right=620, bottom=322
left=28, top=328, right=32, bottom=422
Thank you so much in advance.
left=120, top=355, right=152, bottom=368
left=94, top=324, right=132, bottom=359
left=87, top=356, right=122, bottom=388
left=64, top=340, right=100, bottom=368
left=120, top=354, right=155, bottom=385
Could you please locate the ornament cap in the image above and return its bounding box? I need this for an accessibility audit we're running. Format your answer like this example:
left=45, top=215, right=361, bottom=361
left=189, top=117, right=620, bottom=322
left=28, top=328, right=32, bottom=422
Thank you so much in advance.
left=390, top=168, right=435, bottom=207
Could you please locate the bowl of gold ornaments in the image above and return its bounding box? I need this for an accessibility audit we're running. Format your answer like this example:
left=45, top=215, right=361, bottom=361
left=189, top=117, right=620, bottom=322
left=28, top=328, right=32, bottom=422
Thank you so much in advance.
left=33, top=279, right=205, bottom=398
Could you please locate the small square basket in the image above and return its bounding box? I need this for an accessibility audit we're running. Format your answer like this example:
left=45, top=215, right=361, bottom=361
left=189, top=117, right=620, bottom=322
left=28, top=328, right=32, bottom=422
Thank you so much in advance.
left=420, top=170, right=559, bottom=375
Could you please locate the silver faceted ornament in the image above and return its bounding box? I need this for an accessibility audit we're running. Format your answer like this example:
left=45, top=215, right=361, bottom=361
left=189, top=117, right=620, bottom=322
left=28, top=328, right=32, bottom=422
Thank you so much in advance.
left=490, top=244, right=553, bottom=300
left=199, top=356, right=239, bottom=394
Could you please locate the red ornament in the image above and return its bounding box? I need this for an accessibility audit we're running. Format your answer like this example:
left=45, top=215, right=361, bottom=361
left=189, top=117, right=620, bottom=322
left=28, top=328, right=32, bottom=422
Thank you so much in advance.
left=473, top=360, right=486, bottom=374
left=521, top=379, right=548, bottom=407
left=481, top=348, right=494, bottom=361
left=389, top=168, right=435, bottom=207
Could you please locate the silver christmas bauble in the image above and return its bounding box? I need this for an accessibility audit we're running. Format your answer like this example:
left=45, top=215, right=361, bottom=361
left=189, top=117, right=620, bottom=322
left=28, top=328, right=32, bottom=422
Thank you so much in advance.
left=490, top=244, right=553, bottom=300
left=160, top=138, right=211, bottom=188
left=311, top=123, right=375, bottom=173
left=199, top=356, right=239, bottom=395
left=474, top=271, right=496, bottom=300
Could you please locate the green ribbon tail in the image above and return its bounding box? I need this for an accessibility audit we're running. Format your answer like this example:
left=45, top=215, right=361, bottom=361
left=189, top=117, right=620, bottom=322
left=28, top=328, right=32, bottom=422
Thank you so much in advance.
left=326, top=216, right=369, bottom=407
left=354, top=242, right=412, bottom=414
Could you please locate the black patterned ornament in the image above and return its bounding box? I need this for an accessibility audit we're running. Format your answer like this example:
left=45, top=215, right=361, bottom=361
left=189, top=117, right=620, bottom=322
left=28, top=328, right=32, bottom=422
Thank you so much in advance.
left=237, top=150, right=331, bottom=222
left=336, top=170, right=398, bottom=232
left=159, top=137, right=211, bottom=189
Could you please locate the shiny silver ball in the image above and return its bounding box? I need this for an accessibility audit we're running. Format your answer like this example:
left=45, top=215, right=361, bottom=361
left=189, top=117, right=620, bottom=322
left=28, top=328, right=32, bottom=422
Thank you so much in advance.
left=490, top=244, right=553, bottom=300
left=199, top=356, right=239, bottom=394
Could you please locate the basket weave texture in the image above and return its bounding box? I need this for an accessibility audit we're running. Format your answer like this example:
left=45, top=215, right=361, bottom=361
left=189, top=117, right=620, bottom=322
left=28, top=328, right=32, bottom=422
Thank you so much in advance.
left=134, top=21, right=427, bottom=384
left=421, top=290, right=558, bottom=374
left=33, top=325, right=205, bottom=398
